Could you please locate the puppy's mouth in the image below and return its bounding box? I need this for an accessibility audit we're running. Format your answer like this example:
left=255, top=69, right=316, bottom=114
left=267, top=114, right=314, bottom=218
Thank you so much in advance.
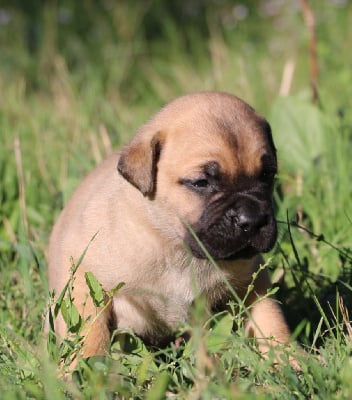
left=186, top=239, right=262, bottom=261
left=184, top=205, right=277, bottom=261
left=222, top=246, right=259, bottom=261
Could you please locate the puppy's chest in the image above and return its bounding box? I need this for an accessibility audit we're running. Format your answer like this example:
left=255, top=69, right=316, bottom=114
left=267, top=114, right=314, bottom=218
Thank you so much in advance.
left=112, top=258, right=233, bottom=343
left=150, top=258, right=231, bottom=307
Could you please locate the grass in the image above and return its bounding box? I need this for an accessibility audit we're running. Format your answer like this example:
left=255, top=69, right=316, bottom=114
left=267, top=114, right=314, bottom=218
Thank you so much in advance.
left=1, top=1, right=352, bottom=398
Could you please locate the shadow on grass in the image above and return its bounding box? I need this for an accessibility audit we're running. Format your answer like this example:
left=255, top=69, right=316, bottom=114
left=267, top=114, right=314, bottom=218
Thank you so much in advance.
left=274, top=218, right=352, bottom=348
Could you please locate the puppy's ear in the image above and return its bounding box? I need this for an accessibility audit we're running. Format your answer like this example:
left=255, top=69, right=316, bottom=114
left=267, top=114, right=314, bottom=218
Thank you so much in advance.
left=117, top=130, right=164, bottom=196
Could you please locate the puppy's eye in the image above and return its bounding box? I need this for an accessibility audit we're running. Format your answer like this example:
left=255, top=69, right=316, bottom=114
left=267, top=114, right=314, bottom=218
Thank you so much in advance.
left=179, top=178, right=212, bottom=193
left=192, top=179, right=209, bottom=188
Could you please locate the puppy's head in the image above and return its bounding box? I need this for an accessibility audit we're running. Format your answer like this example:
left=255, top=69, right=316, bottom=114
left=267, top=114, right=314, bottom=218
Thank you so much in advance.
left=118, top=92, right=277, bottom=260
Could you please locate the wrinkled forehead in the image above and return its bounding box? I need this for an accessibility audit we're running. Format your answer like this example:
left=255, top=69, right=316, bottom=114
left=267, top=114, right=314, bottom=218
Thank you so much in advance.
left=161, top=109, right=275, bottom=178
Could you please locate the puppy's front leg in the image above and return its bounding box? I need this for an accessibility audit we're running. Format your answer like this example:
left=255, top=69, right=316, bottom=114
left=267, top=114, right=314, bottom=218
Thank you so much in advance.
left=56, top=268, right=112, bottom=361
left=246, top=294, right=302, bottom=370
left=245, top=268, right=292, bottom=355
left=246, top=296, right=292, bottom=349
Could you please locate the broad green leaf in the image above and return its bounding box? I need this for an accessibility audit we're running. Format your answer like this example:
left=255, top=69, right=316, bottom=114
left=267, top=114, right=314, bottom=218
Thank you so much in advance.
left=146, top=371, right=170, bottom=400
left=270, top=94, right=332, bottom=174
left=61, top=298, right=81, bottom=333
left=136, top=353, right=158, bottom=385
left=206, top=312, right=233, bottom=354
left=113, top=331, right=149, bottom=355
left=85, top=271, right=105, bottom=307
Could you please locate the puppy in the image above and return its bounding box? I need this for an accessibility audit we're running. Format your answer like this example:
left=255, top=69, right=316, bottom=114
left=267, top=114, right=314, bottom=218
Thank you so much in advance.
left=48, top=91, right=292, bottom=361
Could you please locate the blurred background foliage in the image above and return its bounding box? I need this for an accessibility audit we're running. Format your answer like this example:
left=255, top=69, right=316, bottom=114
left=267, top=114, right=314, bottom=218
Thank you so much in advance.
left=0, top=0, right=350, bottom=107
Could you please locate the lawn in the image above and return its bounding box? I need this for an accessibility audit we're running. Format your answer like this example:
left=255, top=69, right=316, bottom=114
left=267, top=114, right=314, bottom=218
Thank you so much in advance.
left=1, top=1, right=352, bottom=398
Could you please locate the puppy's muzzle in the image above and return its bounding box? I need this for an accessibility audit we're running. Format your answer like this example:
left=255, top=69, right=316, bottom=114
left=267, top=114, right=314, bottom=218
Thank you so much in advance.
left=185, top=193, right=277, bottom=260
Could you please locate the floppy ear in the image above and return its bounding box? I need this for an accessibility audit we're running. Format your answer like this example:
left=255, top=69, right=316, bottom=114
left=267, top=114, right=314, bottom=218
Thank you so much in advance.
left=117, top=130, right=164, bottom=196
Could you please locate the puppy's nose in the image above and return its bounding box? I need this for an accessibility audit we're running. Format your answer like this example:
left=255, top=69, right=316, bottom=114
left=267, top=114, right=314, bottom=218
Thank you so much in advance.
left=236, top=210, right=268, bottom=233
